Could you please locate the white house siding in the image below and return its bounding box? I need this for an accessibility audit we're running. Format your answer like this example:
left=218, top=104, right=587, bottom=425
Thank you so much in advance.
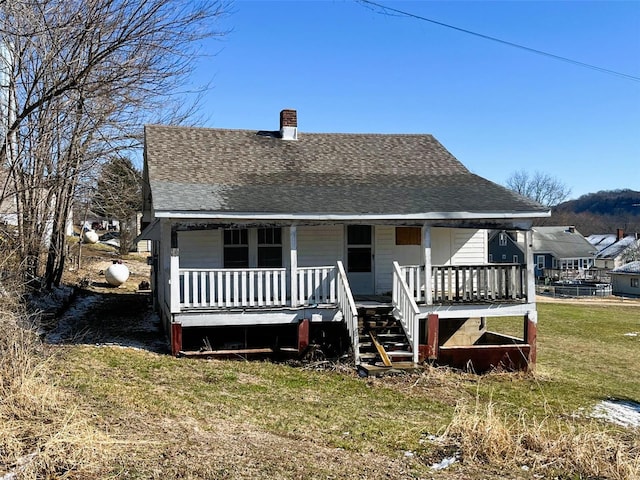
left=297, top=225, right=343, bottom=267
left=431, top=228, right=487, bottom=266
left=159, top=220, right=172, bottom=320
left=375, top=226, right=422, bottom=294
left=178, top=229, right=222, bottom=268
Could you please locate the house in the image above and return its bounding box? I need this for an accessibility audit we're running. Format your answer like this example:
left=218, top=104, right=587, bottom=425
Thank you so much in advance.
left=610, top=261, right=640, bottom=297
left=531, top=226, right=597, bottom=281
left=488, top=230, right=526, bottom=265
left=0, top=168, right=18, bottom=227
left=588, top=229, right=640, bottom=273
left=140, top=109, right=550, bottom=372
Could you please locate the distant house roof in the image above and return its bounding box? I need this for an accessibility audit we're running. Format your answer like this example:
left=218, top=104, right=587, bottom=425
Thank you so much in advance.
left=587, top=234, right=618, bottom=252
left=143, top=119, right=550, bottom=220
left=611, top=261, right=640, bottom=275
left=597, top=236, right=639, bottom=260
left=532, top=226, right=597, bottom=259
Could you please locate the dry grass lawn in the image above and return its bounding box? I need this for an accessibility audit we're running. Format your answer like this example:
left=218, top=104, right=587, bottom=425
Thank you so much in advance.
left=1, top=244, right=639, bottom=479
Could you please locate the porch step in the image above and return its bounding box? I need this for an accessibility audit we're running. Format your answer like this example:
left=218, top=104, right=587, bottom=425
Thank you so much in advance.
left=355, top=305, right=414, bottom=368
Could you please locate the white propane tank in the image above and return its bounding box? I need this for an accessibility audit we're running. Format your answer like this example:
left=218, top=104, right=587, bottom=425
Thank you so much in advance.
left=83, top=229, right=99, bottom=244
left=105, top=261, right=130, bottom=287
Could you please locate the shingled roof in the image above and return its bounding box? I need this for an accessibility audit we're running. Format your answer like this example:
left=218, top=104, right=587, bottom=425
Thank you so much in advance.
left=143, top=122, right=549, bottom=219
left=532, top=226, right=598, bottom=259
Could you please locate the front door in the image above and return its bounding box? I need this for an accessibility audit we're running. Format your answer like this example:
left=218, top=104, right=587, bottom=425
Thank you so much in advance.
left=346, top=225, right=374, bottom=295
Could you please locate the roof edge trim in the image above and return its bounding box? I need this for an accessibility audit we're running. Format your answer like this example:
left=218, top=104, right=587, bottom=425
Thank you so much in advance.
left=152, top=210, right=551, bottom=221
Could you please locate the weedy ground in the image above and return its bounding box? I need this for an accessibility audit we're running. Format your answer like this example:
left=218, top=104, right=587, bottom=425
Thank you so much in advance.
left=1, top=242, right=639, bottom=479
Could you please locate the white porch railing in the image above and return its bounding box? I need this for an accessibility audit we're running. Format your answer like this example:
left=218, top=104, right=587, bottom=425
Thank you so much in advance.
left=400, top=264, right=527, bottom=304
left=400, top=265, right=424, bottom=302
left=392, top=262, right=420, bottom=363
left=337, top=261, right=360, bottom=365
left=177, top=266, right=339, bottom=309
left=179, top=268, right=287, bottom=308
left=295, top=266, right=337, bottom=306
left=432, top=264, right=525, bottom=302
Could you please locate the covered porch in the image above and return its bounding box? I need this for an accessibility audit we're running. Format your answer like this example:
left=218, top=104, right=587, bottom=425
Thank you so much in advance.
left=146, top=219, right=537, bottom=370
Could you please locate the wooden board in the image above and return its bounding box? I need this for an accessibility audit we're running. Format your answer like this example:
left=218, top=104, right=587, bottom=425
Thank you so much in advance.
left=369, top=332, right=393, bottom=367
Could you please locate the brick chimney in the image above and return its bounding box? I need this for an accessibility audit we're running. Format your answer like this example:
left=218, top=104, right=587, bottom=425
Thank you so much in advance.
left=616, top=228, right=625, bottom=241
left=279, top=109, right=298, bottom=140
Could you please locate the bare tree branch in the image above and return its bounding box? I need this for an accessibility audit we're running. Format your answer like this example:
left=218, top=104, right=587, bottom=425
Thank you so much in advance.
left=505, top=169, right=571, bottom=207
left=0, top=0, right=229, bottom=287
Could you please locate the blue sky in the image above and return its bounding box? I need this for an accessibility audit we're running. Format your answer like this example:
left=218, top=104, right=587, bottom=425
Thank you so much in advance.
left=188, top=0, right=640, bottom=200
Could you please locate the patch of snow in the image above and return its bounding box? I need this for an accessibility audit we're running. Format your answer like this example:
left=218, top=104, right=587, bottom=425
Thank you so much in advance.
left=592, top=399, right=640, bottom=428
left=430, top=454, right=458, bottom=471
left=44, top=292, right=166, bottom=353
left=102, top=238, right=120, bottom=248
left=44, top=294, right=103, bottom=344
left=403, top=451, right=414, bottom=457
left=0, top=452, right=37, bottom=480
left=624, top=332, right=638, bottom=337
left=29, top=285, right=74, bottom=314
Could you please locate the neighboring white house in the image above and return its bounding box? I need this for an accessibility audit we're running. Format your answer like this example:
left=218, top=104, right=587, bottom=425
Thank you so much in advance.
left=610, top=261, right=640, bottom=297
left=588, top=229, right=640, bottom=271
left=140, top=109, right=550, bottom=371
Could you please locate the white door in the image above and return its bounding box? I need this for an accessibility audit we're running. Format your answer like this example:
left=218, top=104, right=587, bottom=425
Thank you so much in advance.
left=346, top=225, right=374, bottom=295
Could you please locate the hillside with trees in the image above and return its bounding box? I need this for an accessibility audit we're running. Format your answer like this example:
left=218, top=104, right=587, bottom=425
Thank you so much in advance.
left=544, top=189, right=640, bottom=235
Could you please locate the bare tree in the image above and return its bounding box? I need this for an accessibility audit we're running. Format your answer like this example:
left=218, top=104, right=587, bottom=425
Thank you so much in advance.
left=505, top=170, right=571, bottom=207
left=0, top=0, right=227, bottom=288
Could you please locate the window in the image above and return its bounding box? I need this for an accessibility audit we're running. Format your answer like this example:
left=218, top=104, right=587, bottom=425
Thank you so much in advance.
left=257, top=228, right=282, bottom=268
left=396, top=227, right=421, bottom=245
left=348, top=248, right=372, bottom=272
left=348, top=225, right=372, bottom=245
left=513, top=255, right=519, bottom=263
left=499, top=232, right=508, bottom=246
left=536, top=255, right=545, bottom=269
left=631, top=278, right=639, bottom=289
left=347, top=225, right=372, bottom=273
left=489, top=254, right=493, bottom=262
left=501, top=254, right=507, bottom=261
left=224, top=229, right=248, bottom=268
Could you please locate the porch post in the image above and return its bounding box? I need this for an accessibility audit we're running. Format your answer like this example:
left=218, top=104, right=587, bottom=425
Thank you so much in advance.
left=171, top=322, right=182, bottom=356
left=426, top=313, right=439, bottom=360
left=422, top=223, right=433, bottom=305
left=290, top=225, right=298, bottom=307
left=524, top=229, right=536, bottom=304
left=524, top=310, right=537, bottom=369
left=170, top=247, right=180, bottom=313
left=298, top=318, right=310, bottom=353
